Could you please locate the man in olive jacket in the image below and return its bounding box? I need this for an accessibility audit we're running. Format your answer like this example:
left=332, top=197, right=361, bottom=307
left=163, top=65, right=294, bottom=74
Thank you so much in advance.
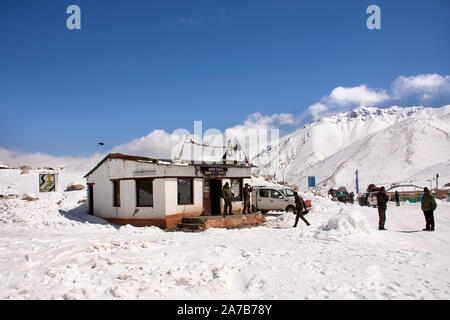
left=376, top=187, right=389, bottom=230
left=421, top=187, right=437, bottom=231
left=242, top=183, right=253, bottom=214
left=221, top=182, right=234, bottom=216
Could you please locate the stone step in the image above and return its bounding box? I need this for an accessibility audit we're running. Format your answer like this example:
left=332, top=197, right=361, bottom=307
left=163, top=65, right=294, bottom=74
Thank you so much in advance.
left=181, top=214, right=255, bottom=224
left=174, top=226, right=203, bottom=233
left=176, top=222, right=206, bottom=231
left=181, top=217, right=209, bottom=224
left=174, top=213, right=266, bottom=232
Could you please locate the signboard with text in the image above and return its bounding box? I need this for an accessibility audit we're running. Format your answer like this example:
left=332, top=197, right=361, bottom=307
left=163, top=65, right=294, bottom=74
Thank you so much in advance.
left=200, top=167, right=227, bottom=178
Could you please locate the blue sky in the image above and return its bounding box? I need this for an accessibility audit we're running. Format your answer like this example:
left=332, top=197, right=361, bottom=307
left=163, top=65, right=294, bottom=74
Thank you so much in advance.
left=0, top=0, right=449, bottom=156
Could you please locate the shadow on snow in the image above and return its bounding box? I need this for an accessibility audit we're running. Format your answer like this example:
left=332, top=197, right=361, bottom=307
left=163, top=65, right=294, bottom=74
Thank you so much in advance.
left=58, top=203, right=120, bottom=229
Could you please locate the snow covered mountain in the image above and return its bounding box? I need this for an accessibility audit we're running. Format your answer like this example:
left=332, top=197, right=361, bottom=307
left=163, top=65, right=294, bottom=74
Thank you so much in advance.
left=252, top=105, right=450, bottom=192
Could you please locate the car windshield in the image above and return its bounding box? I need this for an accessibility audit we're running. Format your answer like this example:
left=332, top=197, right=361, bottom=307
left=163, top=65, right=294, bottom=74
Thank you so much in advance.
left=280, top=189, right=295, bottom=197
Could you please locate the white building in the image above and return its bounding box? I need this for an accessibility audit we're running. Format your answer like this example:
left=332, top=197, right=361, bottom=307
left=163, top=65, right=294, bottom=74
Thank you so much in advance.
left=84, top=153, right=253, bottom=229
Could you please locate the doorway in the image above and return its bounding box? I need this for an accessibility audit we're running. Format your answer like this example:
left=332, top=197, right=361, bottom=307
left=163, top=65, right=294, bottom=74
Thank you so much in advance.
left=204, top=178, right=222, bottom=216
left=210, top=179, right=222, bottom=215
left=87, top=184, right=94, bottom=215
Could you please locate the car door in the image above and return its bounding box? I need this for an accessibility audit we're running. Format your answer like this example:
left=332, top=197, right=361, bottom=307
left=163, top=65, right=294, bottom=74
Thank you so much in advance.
left=269, top=189, right=284, bottom=210
left=257, top=188, right=271, bottom=210
left=280, top=188, right=296, bottom=208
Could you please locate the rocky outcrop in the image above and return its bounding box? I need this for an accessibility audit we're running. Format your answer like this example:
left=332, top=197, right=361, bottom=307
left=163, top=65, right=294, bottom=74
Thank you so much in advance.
left=22, top=195, right=39, bottom=201
left=65, top=184, right=85, bottom=191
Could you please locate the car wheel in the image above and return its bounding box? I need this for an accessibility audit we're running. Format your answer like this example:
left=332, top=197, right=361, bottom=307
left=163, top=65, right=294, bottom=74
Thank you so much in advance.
left=286, top=205, right=295, bottom=213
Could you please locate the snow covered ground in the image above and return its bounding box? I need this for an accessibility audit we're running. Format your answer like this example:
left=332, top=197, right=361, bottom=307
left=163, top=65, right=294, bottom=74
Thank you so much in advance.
left=0, top=169, right=449, bottom=300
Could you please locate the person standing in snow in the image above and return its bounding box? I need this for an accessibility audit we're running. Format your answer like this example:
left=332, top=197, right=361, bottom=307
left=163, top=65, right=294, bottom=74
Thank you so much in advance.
left=376, top=187, right=389, bottom=230
left=242, top=183, right=253, bottom=214
left=348, top=192, right=355, bottom=204
left=221, top=182, right=233, bottom=216
left=395, top=191, right=400, bottom=206
left=421, top=187, right=437, bottom=231
left=293, top=191, right=310, bottom=227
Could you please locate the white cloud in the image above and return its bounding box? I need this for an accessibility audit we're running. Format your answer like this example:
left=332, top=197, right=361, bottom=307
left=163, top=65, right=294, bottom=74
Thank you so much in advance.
left=277, top=113, right=295, bottom=125
left=326, top=85, right=390, bottom=107
left=109, top=129, right=189, bottom=160
left=391, top=74, right=450, bottom=101
left=241, top=112, right=294, bottom=128
left=305, top=84, right=390, bottom=120
left=306, top=73, right=449, bottom=120
left=308, top=103, right=328, bottom=121
left=108, top=112, right=293, bottom=163
left=224, top=113, right=285, bottom=161
left=0, top=147, right=104, bottom=173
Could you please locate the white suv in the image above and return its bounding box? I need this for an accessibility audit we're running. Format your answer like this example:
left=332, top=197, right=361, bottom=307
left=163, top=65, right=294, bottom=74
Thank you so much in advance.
left=251, top=186, right=298, bottom=213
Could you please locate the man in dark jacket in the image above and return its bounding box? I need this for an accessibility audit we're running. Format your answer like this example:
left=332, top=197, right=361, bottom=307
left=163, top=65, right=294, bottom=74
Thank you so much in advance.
left=395, top=191, right=400, bottom=206
left=293, top=191, right=310, bottom=227
left=221, top=182, right=233, bottom=216
left=421, top=187, right=437, bottom=231
left=242, top=183, right=253, bottom=214
left=376, top=187, right=389, bottom=230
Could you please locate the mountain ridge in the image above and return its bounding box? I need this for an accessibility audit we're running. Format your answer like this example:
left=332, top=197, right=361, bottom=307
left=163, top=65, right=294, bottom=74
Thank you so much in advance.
left=253, top=105, right=450, bottom=192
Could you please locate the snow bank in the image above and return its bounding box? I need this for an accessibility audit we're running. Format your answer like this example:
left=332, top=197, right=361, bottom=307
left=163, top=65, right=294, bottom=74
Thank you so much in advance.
left=318, top=208, right=371, bottom=235
left=0, top=169, right=114, bottom=231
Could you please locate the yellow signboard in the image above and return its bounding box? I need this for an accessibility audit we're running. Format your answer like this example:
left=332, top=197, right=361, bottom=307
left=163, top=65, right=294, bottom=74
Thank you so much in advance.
left=39, top=173, right=57, bottom=192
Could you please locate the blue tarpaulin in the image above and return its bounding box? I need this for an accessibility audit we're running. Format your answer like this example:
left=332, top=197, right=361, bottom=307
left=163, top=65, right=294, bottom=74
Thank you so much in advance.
left=308, top=176, right=316, bottom=188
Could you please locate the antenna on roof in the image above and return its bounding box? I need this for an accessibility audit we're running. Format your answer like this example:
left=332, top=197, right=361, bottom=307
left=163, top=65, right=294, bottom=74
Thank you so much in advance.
left=174, top=135, right=251, bottom=164
left=174, top=135, right=225, bottom=162
left=222, top=138, right=250, bottom=164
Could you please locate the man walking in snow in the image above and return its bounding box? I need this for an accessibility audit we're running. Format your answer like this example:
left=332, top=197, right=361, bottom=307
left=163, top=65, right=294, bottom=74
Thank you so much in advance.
left=293, top=191, right=310, bottom=227
left=242, top=183, right=253, bottom=214
left=221, top=182, right=233, bottom=216
left=421, top=187, right=437, bottom=231
left=376, top=187, right=389, bottom=230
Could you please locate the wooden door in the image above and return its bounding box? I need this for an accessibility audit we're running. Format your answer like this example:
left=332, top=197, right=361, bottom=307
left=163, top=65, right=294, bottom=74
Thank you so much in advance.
left=203, top=179, right=211, bottom=215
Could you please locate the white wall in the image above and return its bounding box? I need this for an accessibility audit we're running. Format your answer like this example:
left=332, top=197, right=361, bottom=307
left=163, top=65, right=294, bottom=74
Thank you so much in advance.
left=86, top=161, right=115, bottom=218
left=164, top=178, right=203, bottom=215
left=86, top=157, right=253, bottom=219
left=108, top=158, right=196, bottom=179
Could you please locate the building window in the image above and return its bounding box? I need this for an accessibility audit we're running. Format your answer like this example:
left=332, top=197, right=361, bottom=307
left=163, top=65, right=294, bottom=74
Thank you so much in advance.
left=178, top=178, right=193, bottom=205
left=113, top=180, right=120, bottom=207
left=136, top=179, right=153, bottom=207
left=231, top=179, right=242, bottom=201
